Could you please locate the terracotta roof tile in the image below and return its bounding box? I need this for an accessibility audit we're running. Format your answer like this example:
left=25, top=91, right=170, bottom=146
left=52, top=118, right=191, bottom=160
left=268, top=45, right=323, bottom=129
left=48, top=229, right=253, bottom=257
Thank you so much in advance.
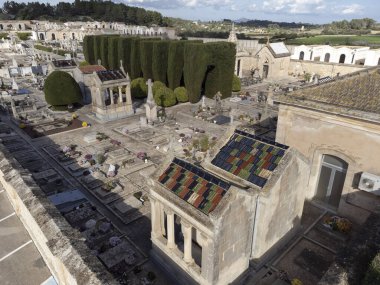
left=79, top=65, right=106, bottom=74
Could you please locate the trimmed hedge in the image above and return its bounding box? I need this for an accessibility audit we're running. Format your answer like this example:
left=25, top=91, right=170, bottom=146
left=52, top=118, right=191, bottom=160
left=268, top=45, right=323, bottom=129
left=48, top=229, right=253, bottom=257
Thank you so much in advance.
left=83, top=35, right=95, bottom=64
left=118, top=37, right=133, bottom=75
left=44, top=71, right=82, bottom=107
left=34, top=44, right=53, bottom=52
left=131, top=77, right=147, bottom=98
left=140, top=40, right=155, bottom=81
left=174, top=87, right=188, bottom=103
left=108, top=36, right=120, bottom=70
left=204, top=42, right=236, bottom=99
left=167, top=41, right=185, bottom=90
left=154, top=86, right=176, bottom=107
left=93, top=35, right=101, bottom=64
left=152, top=40, right=170, bottom=84
left=183, top=43, right=208, bottom=103
left=130, top=38, right=143, bottom=79
left=232, top=74, right=241, bottom=92
left=100, top=36, right=109, bottom=68
left=17, top=32, right=31, bottom=41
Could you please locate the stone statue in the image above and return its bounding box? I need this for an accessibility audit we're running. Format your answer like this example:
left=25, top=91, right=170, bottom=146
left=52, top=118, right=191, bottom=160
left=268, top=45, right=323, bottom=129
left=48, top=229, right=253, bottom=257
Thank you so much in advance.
left=146, top=79, right=154, bottom=105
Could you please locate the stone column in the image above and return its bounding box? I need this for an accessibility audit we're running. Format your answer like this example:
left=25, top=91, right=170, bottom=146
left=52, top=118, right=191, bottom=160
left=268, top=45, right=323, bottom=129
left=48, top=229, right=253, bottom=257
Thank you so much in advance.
left=181, top=220, right=194, bottom=263
left=109, top=88, right=114, bottom=105
left=151, top=198, right=161, bottom=238
left=118, top=86, right=123, bottom=104
left=97, top=88, right=105, bottom=107
left=125, top=84, right=133, bottom=114
left=201, top=233, right=215, bottom=282
left=166, top=209, right=176, bottom=249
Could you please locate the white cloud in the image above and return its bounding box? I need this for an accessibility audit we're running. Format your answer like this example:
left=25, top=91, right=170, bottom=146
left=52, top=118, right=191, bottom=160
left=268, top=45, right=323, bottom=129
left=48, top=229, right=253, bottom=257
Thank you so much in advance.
left=248, top=4, right=257, bottom=11
left=119, top=0, right=231, bottom=9
left=230, top=5, right=240, bottom=11
left=341, top=4, right=363, bottom=14
left=261, top=0, right=326, bottom=14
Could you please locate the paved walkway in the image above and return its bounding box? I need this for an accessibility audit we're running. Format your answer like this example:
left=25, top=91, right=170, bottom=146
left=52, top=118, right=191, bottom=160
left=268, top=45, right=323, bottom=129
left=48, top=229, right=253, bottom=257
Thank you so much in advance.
left=0, top=188, right=56, bottom=285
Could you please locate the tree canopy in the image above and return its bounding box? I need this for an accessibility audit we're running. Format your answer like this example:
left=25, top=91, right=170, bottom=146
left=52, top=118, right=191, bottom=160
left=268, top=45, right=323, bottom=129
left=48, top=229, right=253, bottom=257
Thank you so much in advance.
left=44, top=71, right=82, bottom=107
left=1, top=0, right=169, bottom=26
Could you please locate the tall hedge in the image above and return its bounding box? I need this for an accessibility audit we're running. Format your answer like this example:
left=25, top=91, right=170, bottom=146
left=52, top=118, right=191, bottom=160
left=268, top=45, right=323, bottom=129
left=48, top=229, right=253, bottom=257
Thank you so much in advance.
left=152, top=40, right=170, bottom=84
left=108, top=36, right=120, bottom=70
left=167, top=41, right=185, bottom=90
left=183, top=43, right=208, bottom=103
left=118, top=37, right=133, bottom=75
left=130, top=38, right=142, bottom=79
left=93, top=35, right=101, bottom=65
left=44, top=71, right=82, bottom=106
left=204, top=42, right=236, bottom=99
left=83, top=35, right=95, bottom=65
left=140, top=40, right=155, bottom=81
left=100, top=36, right=109, bottom=68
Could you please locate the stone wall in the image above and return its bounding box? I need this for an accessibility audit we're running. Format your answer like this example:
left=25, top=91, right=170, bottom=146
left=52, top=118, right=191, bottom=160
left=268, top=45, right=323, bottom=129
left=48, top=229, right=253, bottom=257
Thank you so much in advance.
left=276, top=105, right=380, bottom=221
left=251, top=150, right=309, bottom=261
left=0, top=145, right=116, bottom=285
left=289, top=59, right=368, bottom=78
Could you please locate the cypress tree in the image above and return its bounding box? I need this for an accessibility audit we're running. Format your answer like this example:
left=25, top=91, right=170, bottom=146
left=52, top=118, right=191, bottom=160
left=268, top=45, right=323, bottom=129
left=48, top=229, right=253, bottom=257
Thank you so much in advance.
left=118, top=37, right=133, bottom=75
left=140, top=40, right=155, bottom=81
left=183, top=43, right=208, bottom=103
left=130, top=38, right=142, bottom=79
left=100, top=35, right=109, bottom=68
left=204, top=42, right=236, bottom=99
left=108, top=36, right=120, bottom=70
left=152, top=40, right=170, bottom=84
left=93, top=35, right=101, bottom=65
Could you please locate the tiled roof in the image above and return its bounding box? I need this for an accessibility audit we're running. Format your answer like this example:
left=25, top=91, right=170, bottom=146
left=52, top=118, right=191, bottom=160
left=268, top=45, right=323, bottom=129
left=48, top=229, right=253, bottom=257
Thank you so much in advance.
left=158, top=158, right=230, bottom=215
left=97, top=70, right=126, bottom=82
left=287, top=68, right=380, bottom=114
left=79, top=65, right=106, bottom=74
left=211, top=130, right=288, bottom=188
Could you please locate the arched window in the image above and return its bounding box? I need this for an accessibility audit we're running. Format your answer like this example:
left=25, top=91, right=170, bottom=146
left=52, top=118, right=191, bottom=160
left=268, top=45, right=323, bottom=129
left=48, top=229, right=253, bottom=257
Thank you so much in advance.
left=39, top=33, right=45, bottom=41
left=299, top=51, right=305, bottom=60
left=339, top=54, right=346, bottom=64
left=72, top=33, right=75, bottom=40
left=51, top=33, right=56, bottom=40
left=0, top=24, right=3, bottom=30
left=324, top=53, right=330, bottom=62
left=18, top=24, right=22, bottom=30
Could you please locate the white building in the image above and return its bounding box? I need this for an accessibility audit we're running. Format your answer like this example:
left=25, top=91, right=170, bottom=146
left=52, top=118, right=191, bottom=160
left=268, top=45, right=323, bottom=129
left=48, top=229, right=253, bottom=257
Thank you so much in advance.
left=291, top=45, right=380, bottom=66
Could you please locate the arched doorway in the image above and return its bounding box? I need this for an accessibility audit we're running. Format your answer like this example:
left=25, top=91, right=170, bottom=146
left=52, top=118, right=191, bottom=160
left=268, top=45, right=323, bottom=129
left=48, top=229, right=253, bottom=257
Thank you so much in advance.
left=299, top=51, right=305, bottom=60
left=324, top=53, right=330, bottom=63
left=51, top=33, right=56, bottom=40
left=39, top=33, right=45, bottom=41
left=19, top=24, right=22, bottom=30
left=339, top=54, right=346, bottom=64
left=315, top=155, right=348, bottom=208
left=0, top=24, right=3, bottom=30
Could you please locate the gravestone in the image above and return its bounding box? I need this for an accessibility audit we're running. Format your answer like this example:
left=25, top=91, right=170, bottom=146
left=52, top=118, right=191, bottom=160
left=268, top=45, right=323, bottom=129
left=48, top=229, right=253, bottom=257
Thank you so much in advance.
left=145, top=79, right=157, bottom=123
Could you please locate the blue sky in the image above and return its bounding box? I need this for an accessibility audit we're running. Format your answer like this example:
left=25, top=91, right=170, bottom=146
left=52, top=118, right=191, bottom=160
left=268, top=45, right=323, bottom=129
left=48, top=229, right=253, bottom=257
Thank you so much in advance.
left=10, top=0, right=380, bottom=24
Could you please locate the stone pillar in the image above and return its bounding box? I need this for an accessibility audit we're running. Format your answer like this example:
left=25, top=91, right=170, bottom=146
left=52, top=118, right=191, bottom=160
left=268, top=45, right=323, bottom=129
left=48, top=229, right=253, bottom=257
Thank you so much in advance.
left=109, top=88, right=114, bottom=105
left=181, top=220, right=194, bottom=263
left=201, top=233, right=215, bottom=282
left=125, top=84, right=133, bottom=114
left=118, top=86, right=123, bottom=104
left=166, top=209, right=176, bottom=249
left=151, top=199, right=161, bottom=238
left=97, top=88, right=105, bottom=107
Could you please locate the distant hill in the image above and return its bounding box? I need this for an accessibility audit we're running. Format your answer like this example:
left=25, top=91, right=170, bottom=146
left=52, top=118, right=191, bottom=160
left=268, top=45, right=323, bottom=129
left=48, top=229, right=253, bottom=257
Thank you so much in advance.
left=235, top=19, right=318, bottom=29
left=1, top=0, right=170, bottom=26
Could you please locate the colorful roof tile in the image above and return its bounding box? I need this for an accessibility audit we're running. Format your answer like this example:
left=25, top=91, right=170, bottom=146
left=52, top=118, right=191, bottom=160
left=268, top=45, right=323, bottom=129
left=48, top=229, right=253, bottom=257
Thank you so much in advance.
left=211, top=130, right=288, bottom=188
left=97, top=70, right=126, bottom=82
left=158, top=158, right=230, bottom=215
left=79, top=65, right=106, bottom=74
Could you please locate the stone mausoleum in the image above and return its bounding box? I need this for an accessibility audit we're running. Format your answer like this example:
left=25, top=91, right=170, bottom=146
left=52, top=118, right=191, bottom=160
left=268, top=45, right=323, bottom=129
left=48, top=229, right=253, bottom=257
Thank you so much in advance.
left=148, top=129, right=309, bottom=285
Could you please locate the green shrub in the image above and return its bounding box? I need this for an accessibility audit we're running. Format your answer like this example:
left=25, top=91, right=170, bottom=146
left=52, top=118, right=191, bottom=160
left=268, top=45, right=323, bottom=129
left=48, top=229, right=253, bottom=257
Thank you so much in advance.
left=131, top=77, right=147, bottom=98
left=154, top=86, right=176, bottom=107
left=83, top=35, right=95, bottom=64
left=93, top=35, right=101, bottom=64
left=152, top=40, right=170, bottom=84
left=174, top=87, right=188, bottom=103
left=363, top=254, right=380, bottom=285
left=34, top=45, right=53, bottom=52
left=44, top=71, right=82, bottom=107
left=140, top=40, right=155, bottom=80
left=183, top=43, right=208, bottom=103
left=17, top=32, right=31, bottom=41
left=232, top=74, right=241, bottom=92
left=153, top=81, right=166, bottom=95
left=79, top=61, right=90, bottom=67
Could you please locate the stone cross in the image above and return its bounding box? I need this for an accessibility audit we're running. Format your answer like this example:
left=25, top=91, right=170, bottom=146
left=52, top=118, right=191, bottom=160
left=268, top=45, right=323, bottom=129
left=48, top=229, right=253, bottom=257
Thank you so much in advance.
left=146, top=79, right=154, bottom=105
